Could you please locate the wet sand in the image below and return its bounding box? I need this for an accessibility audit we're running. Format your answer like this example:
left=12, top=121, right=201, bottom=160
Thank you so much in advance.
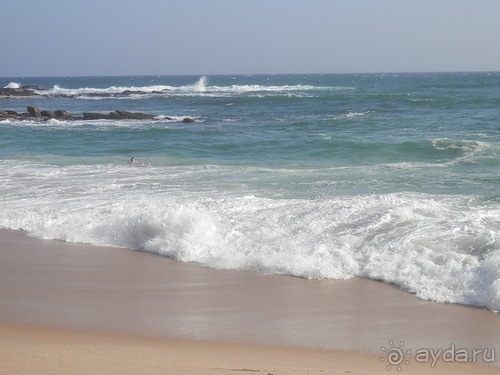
left=0, top=229, right=498, bottom=374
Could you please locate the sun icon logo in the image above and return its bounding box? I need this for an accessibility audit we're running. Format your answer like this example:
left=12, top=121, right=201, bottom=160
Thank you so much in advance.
left=380, top=340, right=411, bottom=371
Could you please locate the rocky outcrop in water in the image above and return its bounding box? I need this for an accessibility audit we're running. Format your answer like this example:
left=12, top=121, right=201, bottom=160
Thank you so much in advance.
left=27, top=105, right=41, bottom=117
left=0, top=107, right=74, bottom=120
left=0, top=85, right=170, bottom=99
left=83, top=110, right=156, bottom=120
left=0, top=106, right=157, bottom=121
left=0, top=106, right=195, bottom=123
left=0, top=87, right=38, bottom=97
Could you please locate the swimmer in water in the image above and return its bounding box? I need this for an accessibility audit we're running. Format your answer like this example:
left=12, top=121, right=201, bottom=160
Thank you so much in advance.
left=130, top=156, right=150, bottom=166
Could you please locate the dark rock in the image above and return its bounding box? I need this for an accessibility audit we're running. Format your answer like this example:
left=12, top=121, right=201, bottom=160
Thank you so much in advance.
left=54, top=110, right=73, bottom=120
left=114, top=110, right=156, bottom=120
left=27, top=106, right=41, bottom=117
left=83, top=112, right=110, bottom=120
left=0, top=110, right=19, bottom=119
left=0, top=87, right=38, bottom=97
left=107, top=111, right=124, bottom=120
left=83, top=111, right=155, bottom=120
left=83, top=93, right=113, bottom=98
left=182, top=117, right=195, bottom=123
left=41, top=110, right=56, bottom=118
left=121, top=90, right=146, bottom=96
left=1, top=108, right=170, bottom=122
left=18, top=113, right=33, bottom=120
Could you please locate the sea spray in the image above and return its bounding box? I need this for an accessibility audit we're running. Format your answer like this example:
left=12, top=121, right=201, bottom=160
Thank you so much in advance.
left=2, top=190, right=499, bottom=311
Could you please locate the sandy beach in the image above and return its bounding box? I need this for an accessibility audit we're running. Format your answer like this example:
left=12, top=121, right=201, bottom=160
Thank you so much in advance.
left=1, top=228, right=499, bottom=374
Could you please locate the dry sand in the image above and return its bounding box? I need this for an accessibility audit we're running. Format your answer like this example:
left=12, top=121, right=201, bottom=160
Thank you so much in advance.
left=0, top=229, right=499, bottom=374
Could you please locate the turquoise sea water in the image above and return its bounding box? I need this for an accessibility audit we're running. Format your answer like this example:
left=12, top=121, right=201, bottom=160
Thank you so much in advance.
left=1, top=73, right=499, bottom=311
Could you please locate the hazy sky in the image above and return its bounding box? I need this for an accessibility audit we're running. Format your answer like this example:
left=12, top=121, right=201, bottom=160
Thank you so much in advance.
left=2, top=0, right=499, bottom=77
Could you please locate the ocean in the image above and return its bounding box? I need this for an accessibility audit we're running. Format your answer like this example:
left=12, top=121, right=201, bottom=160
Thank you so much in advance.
left=1, top=73, right=499, bottom=312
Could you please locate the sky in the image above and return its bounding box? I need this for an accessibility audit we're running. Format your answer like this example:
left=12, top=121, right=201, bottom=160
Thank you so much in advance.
left=1, top=0, right=499, bottom=77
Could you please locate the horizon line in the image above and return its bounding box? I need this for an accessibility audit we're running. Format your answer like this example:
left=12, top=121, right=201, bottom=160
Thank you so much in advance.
left=1, top=70, right=500, bottom=79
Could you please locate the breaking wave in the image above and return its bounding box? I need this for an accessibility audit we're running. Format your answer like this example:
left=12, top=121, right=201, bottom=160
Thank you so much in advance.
left=32, top=77, right=348, bottom=99
left=1, top=165, right=499, bottom=313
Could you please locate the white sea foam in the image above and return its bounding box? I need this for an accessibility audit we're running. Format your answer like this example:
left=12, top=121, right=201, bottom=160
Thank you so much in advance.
left=431, top=138, right=492, bottom=165
left=1, top=116, right=198, bottom=129
left=37, top=83, right=175, bottom=97
left=0, top=163, right=499, bottom=312
left=5, top=82, right=21, bottom=89
left=188, top=76, right=208, bottom=92
left=333, top=111, right=369, bottom=120
left=431, top=138, right=490, bottom=153
left=33, top=77, right=346, bottom=99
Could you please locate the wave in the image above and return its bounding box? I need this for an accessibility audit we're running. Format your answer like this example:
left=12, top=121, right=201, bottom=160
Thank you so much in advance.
left=4, top=82, right=21, bottom=89
left=332, top=111, right=369, bottom=120
left=33, top=77, right=347, bottom=99
left=35, top=83, right=175, bottom=98
left=1, top=180, right=499, bottom=312
left=0, top=115, right=201, bottom=128
left=430, top=138, right=493, bottom=165
left=431, top=138, right=490, bottom=152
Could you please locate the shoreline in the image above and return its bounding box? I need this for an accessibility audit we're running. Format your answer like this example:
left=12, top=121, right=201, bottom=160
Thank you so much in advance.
left=4, top=324, right=498, bottom=375
left=1, top=228, right=499, bottom=374
left=1, top=324, right=379, bottom=375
